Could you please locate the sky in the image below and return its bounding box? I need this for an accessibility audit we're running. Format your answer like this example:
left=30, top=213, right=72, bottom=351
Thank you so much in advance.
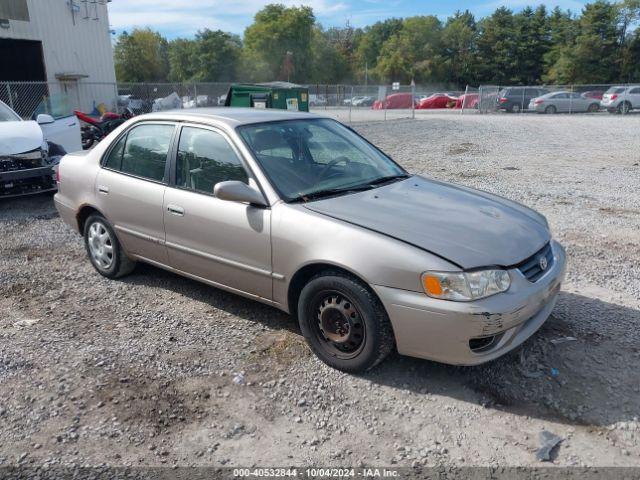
left=108, top=0, right=590, bottom=39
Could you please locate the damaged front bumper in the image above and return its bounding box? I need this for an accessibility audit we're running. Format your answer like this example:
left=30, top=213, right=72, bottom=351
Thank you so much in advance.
left=373, top=240, right=567, bottom=365
left=0, top=149, right=57, bottom=197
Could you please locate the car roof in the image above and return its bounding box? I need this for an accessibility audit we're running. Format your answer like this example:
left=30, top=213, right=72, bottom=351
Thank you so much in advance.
left=137, top=107, right=322, bottom=127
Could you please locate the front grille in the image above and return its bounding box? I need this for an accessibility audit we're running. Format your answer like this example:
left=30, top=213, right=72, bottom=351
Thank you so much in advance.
left=516, top=242, right=554, bottom=282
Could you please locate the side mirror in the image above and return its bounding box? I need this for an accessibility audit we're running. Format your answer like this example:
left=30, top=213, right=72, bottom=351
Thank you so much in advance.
left=36, top=114, right=55, bottom=125
left=214, top=181, right=268, bottom=207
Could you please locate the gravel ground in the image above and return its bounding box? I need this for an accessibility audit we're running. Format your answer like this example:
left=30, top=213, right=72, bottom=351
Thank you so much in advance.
left=1, top=113, right=639, bottom=470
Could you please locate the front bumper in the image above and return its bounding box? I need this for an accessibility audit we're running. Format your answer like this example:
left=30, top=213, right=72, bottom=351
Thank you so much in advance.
left=373, top=240, right=567, bottom=366
left=0, top=166, right=57, bottom=197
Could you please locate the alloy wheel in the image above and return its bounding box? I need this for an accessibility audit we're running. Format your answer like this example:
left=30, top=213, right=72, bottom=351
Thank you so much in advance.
left=87, top=221, right=114, bottom=270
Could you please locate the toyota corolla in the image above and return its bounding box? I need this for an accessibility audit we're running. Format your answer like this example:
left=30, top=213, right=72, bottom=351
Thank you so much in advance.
left=54, top=108, right=566, bottom=372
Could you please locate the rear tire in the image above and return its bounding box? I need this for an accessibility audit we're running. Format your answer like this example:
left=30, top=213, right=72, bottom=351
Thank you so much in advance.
left=297, top=271, right=394, bottom=372
left=510, top=104, right=521, bottom=113
left=618, top=102, right=632, bottom=114
left=587, top=103, right=599, bottom=113
left=83, top=214, right=136, bottom=279
left=545, top=105, right=557, bottom=114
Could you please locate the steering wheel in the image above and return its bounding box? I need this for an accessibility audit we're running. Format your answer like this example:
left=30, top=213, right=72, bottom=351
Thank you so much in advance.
left=317, top=156, right=350, bottom=182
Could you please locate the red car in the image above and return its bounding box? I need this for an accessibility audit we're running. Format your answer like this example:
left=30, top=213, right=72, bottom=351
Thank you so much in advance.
left=416, top=93, right=458, bottom=109
left=454, top=93, right=479, bottom=109
left=372, top=92, right=415, bottom=109
left=582, top=90, right=605, bottom=100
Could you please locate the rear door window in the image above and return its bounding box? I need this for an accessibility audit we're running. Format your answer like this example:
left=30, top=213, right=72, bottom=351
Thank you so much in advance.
left=104, top=134, right=126, bottom=170
left=121, top=124, right=174, bottom=182
left=628, top=87, right=640, bottom=95
left=104, top=123, right=174, bottom=182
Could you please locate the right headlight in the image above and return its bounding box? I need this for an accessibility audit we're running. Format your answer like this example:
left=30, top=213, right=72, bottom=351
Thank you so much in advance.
left=421, top=269, right=511, bottom=301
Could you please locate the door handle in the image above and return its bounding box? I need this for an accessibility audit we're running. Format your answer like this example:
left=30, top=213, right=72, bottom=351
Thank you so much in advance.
left=98, top=185, right=109, bottom=194
left=167, top=204, right=184, bottom=216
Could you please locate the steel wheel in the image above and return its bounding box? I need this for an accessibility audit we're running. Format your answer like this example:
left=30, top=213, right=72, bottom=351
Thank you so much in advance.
left=87, top=221, right=114, bottom=270
left=311, top=291, right=366, bottom=360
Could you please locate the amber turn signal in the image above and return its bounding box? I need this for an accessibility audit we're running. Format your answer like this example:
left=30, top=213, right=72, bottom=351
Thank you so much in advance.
left=423, top=274, right=443, bottom=296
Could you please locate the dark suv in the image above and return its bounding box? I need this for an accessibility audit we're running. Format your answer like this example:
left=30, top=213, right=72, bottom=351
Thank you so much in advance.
left=497, top=87, right=548, bottom=113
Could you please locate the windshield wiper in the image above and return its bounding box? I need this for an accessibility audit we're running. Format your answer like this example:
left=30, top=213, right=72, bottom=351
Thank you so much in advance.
left=289, top=184, right=373, bottom=203
left=289, top=174, right=411, bottom=203
left=364, top=173, right=411, bottom=187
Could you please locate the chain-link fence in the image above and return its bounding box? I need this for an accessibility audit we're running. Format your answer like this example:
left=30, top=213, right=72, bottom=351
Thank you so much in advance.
left=2, top=80, right=639, bottom=124
left=475, top=83, right=640, bottom=115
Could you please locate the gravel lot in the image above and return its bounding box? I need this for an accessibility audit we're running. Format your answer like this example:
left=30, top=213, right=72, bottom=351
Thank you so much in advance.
left=1, top=113, right=639, bottom=470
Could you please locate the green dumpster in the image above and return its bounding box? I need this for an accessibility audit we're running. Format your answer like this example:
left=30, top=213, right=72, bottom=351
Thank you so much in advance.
left=224, top=82, right=309, bottom=112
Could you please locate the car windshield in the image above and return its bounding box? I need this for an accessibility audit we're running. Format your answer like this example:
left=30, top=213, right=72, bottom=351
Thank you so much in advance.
left=238, top=118, right=408, bottom=202
left=0, top=101, right=21, bottom=122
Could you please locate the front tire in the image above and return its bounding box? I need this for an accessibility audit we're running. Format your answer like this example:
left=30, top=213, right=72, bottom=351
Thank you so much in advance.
left=297, top=271, right=395, bottom=373
left=83, top=214, right=136, bottom=278
left=587, top=103, right=599, bottom=113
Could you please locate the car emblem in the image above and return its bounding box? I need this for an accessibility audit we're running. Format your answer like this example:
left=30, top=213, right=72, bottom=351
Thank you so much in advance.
left=539, top=256, right=548, bottom=271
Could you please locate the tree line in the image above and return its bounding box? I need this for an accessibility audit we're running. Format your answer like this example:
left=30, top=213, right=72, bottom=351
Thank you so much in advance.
left=114, top=1, right=640, bottom=87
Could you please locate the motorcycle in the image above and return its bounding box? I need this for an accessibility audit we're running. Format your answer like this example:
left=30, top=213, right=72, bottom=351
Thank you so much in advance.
left=74, top=107, right=135, bottom=150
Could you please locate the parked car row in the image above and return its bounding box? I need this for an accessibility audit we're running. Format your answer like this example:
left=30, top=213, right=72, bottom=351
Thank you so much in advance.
left=498, top=86, right=640, bottom=114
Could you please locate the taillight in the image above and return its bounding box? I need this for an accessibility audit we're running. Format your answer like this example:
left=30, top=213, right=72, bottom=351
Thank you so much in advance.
left=55, top=167, right=60, bottom=183
left=610, top=94, right=618, bottom=100
left=534, top=99, right=544, bottom=105
left=498, top=98, right=508, bottom=103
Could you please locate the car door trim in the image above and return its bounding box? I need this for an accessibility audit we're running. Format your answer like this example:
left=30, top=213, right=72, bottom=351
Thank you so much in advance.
left=114, top=224, right=165, bottom=245
left=164, top=240, right=284, bottom=280
left=130, top=254, right=282, bottom=306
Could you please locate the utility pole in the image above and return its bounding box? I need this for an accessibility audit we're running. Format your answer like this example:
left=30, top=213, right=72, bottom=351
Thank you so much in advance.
left=365, top=62, right=368, bottom=88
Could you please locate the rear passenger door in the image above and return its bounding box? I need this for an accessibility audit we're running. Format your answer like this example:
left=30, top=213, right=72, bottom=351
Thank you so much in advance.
left=551, top=92, right=569, bottom=112
left=95, top=122, right=176, bottom=265
left=163, top=124, right=273, bottom=300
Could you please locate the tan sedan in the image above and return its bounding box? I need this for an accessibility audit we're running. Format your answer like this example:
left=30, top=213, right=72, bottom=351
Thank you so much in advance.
left=55, top=109, right=566, bottom=372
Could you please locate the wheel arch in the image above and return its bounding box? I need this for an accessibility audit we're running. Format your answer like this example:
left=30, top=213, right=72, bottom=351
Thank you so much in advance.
left=76, top=204, right=104, bottom=233
left=287, top=262, right=378, bottom=318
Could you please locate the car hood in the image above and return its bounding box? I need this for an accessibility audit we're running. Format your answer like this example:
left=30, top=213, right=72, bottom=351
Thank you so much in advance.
left=303, top=175, right=550, bottom=269
left=0, top=120, right=44, bottom=155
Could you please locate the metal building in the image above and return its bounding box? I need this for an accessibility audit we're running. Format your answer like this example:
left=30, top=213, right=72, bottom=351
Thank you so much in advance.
left=0, top=0, right=116, bottom=114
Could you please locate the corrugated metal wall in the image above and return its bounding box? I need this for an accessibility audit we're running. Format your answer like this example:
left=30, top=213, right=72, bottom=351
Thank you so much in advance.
left=0, top=0, right=116, bottom=111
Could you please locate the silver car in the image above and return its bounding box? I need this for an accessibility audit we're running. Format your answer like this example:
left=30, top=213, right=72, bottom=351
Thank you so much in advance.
left=529, top=91, right=600, bottom=114
left=54, top=109, right=566, bottom=372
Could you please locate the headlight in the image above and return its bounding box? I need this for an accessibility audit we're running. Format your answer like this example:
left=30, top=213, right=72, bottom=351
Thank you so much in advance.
left=421, top=269, right=511, bottom=301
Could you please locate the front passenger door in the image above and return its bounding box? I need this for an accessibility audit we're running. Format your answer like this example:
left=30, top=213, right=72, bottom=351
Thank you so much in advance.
left=163, top=125, right=273, bottom=300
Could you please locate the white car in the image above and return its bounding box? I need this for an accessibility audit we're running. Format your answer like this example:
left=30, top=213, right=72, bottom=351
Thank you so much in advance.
left=0, top=99, right=81, bottom=197
left=601, top=86, right=640, bottom=114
